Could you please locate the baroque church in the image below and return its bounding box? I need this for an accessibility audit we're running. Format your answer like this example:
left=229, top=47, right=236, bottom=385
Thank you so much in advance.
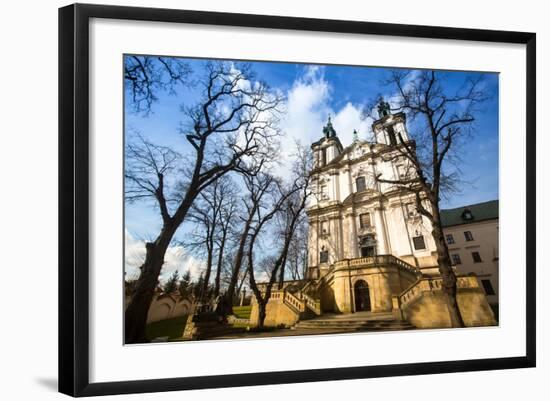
left=250, top=104, right=496, bottom=330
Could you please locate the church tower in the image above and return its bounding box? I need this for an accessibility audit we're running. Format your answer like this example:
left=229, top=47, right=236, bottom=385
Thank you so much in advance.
left=311, top=116, right=344, bottom=168
left=372, top=98, right=409, bottom=146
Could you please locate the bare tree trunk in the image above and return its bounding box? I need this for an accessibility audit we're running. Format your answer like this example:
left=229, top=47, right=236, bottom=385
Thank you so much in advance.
left=214, top=229, right=228, bottom=297
left=201, top=241, right=213, bottom=300
left=257, top=300, right=267, bottom=328
left=236, top=269, right=248, bottom=295
left=431, top=206, right=465, bottom=327
left=124, top=223, right=177, bottom=343
left=277, top=256, right=286, bottom=289
left=226, top=213, right=254, bottom=311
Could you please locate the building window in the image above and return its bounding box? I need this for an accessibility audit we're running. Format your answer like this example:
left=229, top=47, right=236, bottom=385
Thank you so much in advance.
left=412, top=235, right=426, bottom=250
left=387, top=125, right=397, bottom=146
left=451, top=253, right=462, bottom=265
left=359, top=213, right=371, bottom=229
left=481, top=279, right=495, bottom=295
left=471, top=251, right=483, bottom=263
left=321, top=148, right=327, bottom=166
left=356, top=176, right=366, bottom=192
left=446, top=234, right=455, bottom=244
left=320, top=221, right=329, bottom=235
left=319, top=250, right=329, bottom=263
left=464, top=231, right=474, bottom=241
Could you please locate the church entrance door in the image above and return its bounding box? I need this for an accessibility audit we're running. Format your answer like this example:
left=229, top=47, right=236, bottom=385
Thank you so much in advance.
left=354, top=280, right=371, bottom=312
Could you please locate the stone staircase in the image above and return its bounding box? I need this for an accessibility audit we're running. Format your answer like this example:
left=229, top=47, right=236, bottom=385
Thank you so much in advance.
left=291, top=311, right=415, bottom=332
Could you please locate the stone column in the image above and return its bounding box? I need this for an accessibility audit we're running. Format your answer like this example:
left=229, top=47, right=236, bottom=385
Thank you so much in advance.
left=374, top=207, right=390, bottom=255
left=349, top=212, right=358, bottom=258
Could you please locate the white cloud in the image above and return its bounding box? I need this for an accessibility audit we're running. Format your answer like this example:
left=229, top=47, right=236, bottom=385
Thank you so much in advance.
left=275, top=66, right=372, bottom=178
left=332, top=102, right=373, bottom=145
left=124, top=229, right=205, bottom=284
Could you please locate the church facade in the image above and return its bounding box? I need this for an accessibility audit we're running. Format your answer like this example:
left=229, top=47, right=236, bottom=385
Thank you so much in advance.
left=250, top=106, right=496, bottom=330
left=306, top=110, right=440, bottom=315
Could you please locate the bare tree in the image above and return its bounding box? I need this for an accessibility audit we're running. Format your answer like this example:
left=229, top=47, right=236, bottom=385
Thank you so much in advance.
left=365, top=70, right=488, bottom=328
left=124, top=55, right=193, bottom=114
left=124, top=61, right=283, bottom=343
left=246, top=146, right=313, bottom=328
left=225, top=168, right=274, bottom=310
left=276, top=145, right=313, bottom=288
left=213, top=185, right=239, bottom=297
left=183, top=175, right=237, bottom=299
left=286, top=216, right=308, bottom=281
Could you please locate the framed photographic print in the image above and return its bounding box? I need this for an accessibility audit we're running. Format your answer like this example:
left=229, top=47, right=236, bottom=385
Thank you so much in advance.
left=58, top=3, right=536, bottom=397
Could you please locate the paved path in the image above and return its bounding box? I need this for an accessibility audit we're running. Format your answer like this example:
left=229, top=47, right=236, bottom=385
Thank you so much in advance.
left=213, top=327, right=359, bottom=339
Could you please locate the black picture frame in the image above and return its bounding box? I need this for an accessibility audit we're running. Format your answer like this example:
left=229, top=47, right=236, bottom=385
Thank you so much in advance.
left=59, top=3, right=536, bottom=397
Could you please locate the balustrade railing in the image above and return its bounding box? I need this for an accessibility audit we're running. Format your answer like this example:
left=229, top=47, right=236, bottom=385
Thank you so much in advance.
left=283, top=290, right=305, bottom=313
left=335, top=254, right=421, bottom=277
left=398, top=274, right=480, bottom=308
left=301, top=292, right=322, bottom=315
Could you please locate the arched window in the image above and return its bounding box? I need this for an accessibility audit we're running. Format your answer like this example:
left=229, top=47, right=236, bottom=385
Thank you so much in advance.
left=387, top=125, right=397, bottom=146
left=355, top=176, right=366, bottom=192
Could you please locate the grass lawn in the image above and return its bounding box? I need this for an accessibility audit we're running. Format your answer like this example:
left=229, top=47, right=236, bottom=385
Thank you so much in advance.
left=232, top=305, right=252, bottom=319
left=145, top=315, right=188, bottom=341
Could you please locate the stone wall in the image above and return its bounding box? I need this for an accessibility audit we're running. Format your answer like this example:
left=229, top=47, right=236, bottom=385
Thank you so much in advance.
left=399, top=276, right=496, bottom=328
left=330, top=262, right=418, bottom=314
left=249, top=297, right=301, bottom=327
left=125, top=293, right=193, bottom=324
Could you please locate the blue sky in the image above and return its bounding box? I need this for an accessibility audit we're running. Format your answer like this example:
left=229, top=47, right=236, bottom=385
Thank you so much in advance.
left=124, top=57, right=499, bottom=280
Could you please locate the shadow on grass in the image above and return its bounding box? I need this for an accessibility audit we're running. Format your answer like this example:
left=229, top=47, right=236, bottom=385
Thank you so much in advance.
left=145, top=315, right=189, bottom=341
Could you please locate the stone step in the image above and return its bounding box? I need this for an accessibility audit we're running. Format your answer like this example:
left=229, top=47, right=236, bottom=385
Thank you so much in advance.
left=292, top=316, right=415, bottom=331
left=293, top=321, right=413, bottom=329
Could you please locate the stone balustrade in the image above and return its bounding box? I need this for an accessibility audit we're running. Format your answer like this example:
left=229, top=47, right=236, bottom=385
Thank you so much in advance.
left=398, top=274, right=480, bottom=308
left=334, top=254, right=420, bottom=277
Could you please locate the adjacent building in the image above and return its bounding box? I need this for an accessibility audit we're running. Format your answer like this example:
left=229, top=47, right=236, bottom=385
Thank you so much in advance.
left=441, top=200, right=499, bottom=310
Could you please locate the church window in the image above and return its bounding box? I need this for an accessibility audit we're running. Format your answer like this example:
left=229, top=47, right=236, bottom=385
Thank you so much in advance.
left=359, top=213, right=371, bottom=229
left=319, top=250, right=329, bottom=263
left=464, top=231, right=474, bottom=241
left=451, top=253, right=462, bottom=265
left=412, top=235, right=426, bottom=250
left=481, top=279, right=495, bottom=295
left=471, top=251, right=482, bottom=263
left=386, top=125, right=397, bottom=145
left=446, top=234, right=455, bottom=244
left=321, top=148, right=327, bottom=166
left=356, top=176, right=366, bottom=192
